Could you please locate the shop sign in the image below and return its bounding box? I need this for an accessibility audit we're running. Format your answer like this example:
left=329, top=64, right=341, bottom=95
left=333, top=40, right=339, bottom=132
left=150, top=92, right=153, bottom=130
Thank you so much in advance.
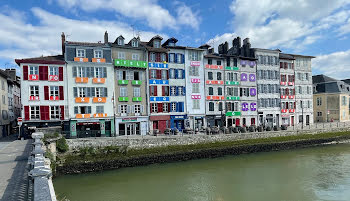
left=122, top=117, right=137, bottom=122
left=49, top=75, right=59, bottom=81
left=115, top=59, right=147, bottom=68
left=225, top=111, right=241, bottom=116
left=148, top=62, right=168, bottom=68
left=150, top=97, right=169, bottom=102
left=172, top=115, right=186, bottom=119
left=225, top=66, right=239, bottom=71
left=190, top=61, right=201, bottom=66
left=149, top=79, right=169, bottom=85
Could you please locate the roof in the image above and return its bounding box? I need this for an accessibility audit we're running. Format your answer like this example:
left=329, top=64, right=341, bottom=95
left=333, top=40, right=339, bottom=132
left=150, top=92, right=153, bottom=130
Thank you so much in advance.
left=199, top=44, right=210, bottom=49
left=162, top=37, right=178, bottom=47
left=286, top=53, right=315, bottom=58
left=15, top=55, right=65, bottom=65
left=313, top=74, right=338, bottom=84
left=147, top=35, right=163, bottom=46
left=204, top=54, right=224, bottom=59
left=279, top=53, right=295, bottom=60
left=252, top=48, right=281, bottom=53
left=0, top=69, right=8, bottom=79
left=66, top=41, right=106, bottom=47
left=140, top=41, right=169, bottom=53
left=341, top=79, right=350, bottom=85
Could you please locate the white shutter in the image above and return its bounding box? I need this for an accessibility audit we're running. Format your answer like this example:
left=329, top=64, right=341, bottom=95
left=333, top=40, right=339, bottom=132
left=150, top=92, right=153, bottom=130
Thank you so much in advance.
left=132, top=105, right=135, bottom=114
left=118, top=105, right=121, bottom=113
left=141, top=105, right=144, bottom=113
left=127, top=105, right=131, bottom=114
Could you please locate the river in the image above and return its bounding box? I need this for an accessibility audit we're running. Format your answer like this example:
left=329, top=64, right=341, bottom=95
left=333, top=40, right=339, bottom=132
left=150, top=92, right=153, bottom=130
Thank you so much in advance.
left=54, top=144, right=350, bottom=201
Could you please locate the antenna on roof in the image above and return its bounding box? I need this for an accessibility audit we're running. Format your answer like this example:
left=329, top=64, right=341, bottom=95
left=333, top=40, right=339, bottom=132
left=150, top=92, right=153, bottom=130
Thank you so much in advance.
left=136, top=31, right=141, bottom=39
left=131, top=24, right=135, bottom=37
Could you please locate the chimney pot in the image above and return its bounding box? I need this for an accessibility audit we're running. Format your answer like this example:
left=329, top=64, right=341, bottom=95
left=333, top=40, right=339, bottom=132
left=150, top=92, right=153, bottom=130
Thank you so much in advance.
left=104, top=31, right=108, bottom=43
left=61, top=32, right=66, bottom=56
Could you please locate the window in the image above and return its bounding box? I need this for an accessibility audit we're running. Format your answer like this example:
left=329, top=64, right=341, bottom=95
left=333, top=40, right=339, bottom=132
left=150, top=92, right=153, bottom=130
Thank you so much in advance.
left=126, top=71, right=134, bottom=80
left=208, top=59, right=212, bottom=65
left=50, top=106, right=60, bottom=119
left=133, top=87, right=140, bottom=97
left=305, top=73, right=309, bottom=81
left=189, top=66, right=199, bottom=76
left=30, top=86, right=39, bottom=96
left=96, top=106, right=104, bottom=113
left=298, top=86, right=302, bottom=94
left=77, top=66, right=86, bottom=77
left=132, top=53, right=139, bottom=60
left=117, top=38, right=124, bottom=45
left=178, top=87, right=183, bottom=95
left=150, top=69, right=157, bottom=79
left=120, top=105, right=127, bottom=114
left=151, top=103, right=158, bottom=113
left=171, top=103, right=176, bottom=111
left=49, top=66, right=58, bottom=75
left=217, top=72, right=222, bottom=80
left=316, top=97, right=322, bottom=106
left=317, top=112, right=322, bottom=117
left=209, top=87, right=213, bottom=95
left=189, top=51, right=199, bottom=61
left=134, top=105, right=141, bottom=114
left=95, top=87, right=103, bottom=97
left=118, top=52, right=125, bottom=59
left=150, top=86, right=157, bottom=96
left=94, top=50, right=102, bottom=58
left=50, top=86, right=59, bottom=97
left=342, top=96, right=347, bottom=106
left=120, top=87, right=127, bottom=97
left=161, top=70, right=168, bottom=80
left=208, top=72, right=213, bottom=80
left=2, top=95, right=5, bottom=104
left=218, top=87, right=223, bottom=95
left=169, top=54, right=175, bottom=63
left=217, top=60, right=221, bottom=65
left=209, top=102, right=214, bottom=111
left=29, top=66, right=38, bottom=75
left=171, top=86, right=176, bottom=96
left=163, top=86, right=169, bottom=96
left=95, top=67, right=103, bottom=78
left=163, top=103, right=169, bottom=112
left=30, top=106, right=40, bottom=120
left=131, top=40, right=138, bottom=47
left=154, top=41, right=160, bottom=48
left=219, top=102, right=223, bottom=111
left=150, top=53, right=156, bottom=62
left=177, top=54, right=182, bottom=63
left=193, top=83, right=199, bottom=93
left=134, top=71, right=141, bottom=80
left=177, top=69, right=183, bottom=79
left=161, top=53, right=166, bottom=62
left=77, top=49, right=85, bottom=57
left=193, top=99, right=200, bottom=109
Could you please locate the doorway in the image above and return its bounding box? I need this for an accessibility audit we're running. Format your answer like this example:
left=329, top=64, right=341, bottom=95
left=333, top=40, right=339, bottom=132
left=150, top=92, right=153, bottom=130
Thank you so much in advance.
left=306, top=115, right=310, bottom=125
left=235, top=118, right=240, bottom=126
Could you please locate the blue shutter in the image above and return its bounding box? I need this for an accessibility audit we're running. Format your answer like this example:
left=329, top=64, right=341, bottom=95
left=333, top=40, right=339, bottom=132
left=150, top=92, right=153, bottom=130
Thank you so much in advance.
left=175, top=86, right=179, bottom=96
left=183, top=87, right=186, bottom=95
left=181, top=102, right=184, bottom=112
left=182, top=69, right=185, bottom=79
left=174, top=53, right=178, bottom=63
left=176, top=102, right=179, bottom=112
left=175, top=69, right=178, bottom=79
left=182, top=54, right=185, bottom=64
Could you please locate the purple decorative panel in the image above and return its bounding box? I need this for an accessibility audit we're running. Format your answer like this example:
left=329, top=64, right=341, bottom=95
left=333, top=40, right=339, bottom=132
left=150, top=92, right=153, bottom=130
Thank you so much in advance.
left=240, top=60, right=247, bottom=65
left=250, top=88, right=256, bottom=96
left=249, top=74, right=256, bottom=82
left=249, top=61, right=256, bottom=67
left=242, top=102, right=249, bottom=111
left=250, top=103, right=257, bottom=111
left=241, top=73, right=248, bottom=81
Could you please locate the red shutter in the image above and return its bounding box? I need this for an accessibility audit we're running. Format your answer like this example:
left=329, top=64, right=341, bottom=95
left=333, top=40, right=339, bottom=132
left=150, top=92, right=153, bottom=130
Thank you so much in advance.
left=168, top=103, right=171, bottom=112
left=44, top=66, right=48, bottom=80
left=284, top=62, right=287, bottom=69
left=59, top=86, right=64, bottom=100
left=148, top=52, right=151, bottom=62
left=149, top=86, right=152, bottom=96
left=166, top=70, right=169, bottom=79
left=165, top=53, right=168, bottom=62
left=60, top=105, right=64, bottom=120
left=156, top=53, right=161, bottom=62
left=162, top=86, right=165, bottom=96
left=280, top=62, right=282, bottom=68
left=154, top=86, right=158, bottom=96
left=294, top=102, right=296, bottom=109
left=39, top=66, right=44, bottom=80
left=59, top=67, right=63, bottom=81
left=150, top=103, right=153, bottom=113
left=40, top=106, right=45, bottom=120
left=23, top=66, right=28, bottom=80
left=46, top=106, right=50, bottom=120
left=156, top=70, right=161, bottom=79
left=286, top=88, right=289, bottom=95
left=24, top=106, right=29, bottom=120
left=44, top=86, right=49, bottom=100
left=157, top=103, right=163, bottom=112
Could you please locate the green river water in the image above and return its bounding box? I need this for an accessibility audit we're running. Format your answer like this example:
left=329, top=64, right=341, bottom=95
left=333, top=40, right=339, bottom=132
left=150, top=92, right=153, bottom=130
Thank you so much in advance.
left=54, top=144, right=350, bottom=201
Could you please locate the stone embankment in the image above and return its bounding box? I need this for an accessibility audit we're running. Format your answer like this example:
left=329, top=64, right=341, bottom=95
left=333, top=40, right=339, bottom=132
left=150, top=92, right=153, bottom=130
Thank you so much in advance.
left=28, top=132, right=57, bottom=201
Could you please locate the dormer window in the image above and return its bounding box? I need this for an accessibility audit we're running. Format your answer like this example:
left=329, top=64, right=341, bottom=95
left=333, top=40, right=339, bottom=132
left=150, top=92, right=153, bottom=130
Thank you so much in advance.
left=154, top=41, right=160, bottom=48
left=118, top=38, right=124, bottom=45
left=94, top=50, right=103, bottom=58
left=169, top=42, right=175, bottom=47
left=132, top=40, right=138, bottom=47
left=77, top=49, right=85, bottom=58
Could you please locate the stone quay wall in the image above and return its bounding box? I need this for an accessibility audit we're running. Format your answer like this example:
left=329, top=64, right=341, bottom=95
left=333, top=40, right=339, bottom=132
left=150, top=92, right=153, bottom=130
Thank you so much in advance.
left=67, top=127, right=350, bottom=150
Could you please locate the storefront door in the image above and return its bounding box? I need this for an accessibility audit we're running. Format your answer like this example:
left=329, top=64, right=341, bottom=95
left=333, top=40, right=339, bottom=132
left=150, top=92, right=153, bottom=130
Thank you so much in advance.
left=235, top=118, right=240, bottom=127
left=159, top=120, right=167, bottom=133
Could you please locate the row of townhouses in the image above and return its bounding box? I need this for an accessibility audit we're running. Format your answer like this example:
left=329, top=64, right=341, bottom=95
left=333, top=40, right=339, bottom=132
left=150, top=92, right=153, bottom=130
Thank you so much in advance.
left=15, top=32, right=314, bottom=137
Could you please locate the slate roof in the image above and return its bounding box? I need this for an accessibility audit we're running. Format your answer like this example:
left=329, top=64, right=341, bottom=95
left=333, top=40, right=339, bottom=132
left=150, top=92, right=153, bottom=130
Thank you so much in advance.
left=15, top=55, right=65, bottom=65
left=66, top=41, right=106, bottom=47
left=341, top=79, right=350, bottom=85
left=313, top=74, right=338, bottom=84
left=279, top=53, right=295, bottom=60
left=204, top=54, right=224, bottom=59
left=313, top=74, right=350, bottom=94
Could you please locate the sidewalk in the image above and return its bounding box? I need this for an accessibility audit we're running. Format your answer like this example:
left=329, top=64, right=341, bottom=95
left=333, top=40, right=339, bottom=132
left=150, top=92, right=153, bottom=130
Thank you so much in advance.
left=0, top=136, right=32, bottom=201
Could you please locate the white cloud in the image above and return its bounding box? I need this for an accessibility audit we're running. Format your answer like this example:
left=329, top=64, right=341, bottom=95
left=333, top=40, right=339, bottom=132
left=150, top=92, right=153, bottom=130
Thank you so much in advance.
left=209, top=0, right=350, bottom=50
left=313, top=50, right=350, bottom=79
left=55, top=0, right=200, bottom=30
left=0, top=7, right=166, bottom=62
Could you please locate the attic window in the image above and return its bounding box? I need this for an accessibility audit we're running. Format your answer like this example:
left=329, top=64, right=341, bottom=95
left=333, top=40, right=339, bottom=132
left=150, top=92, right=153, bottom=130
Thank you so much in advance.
left=168, top=42, right=175, bottom=47
left=132, top=40, right=138, bottom=47
left=154, top=41, right=160, bottom=48
left=118, top=38, right=124, bottom=46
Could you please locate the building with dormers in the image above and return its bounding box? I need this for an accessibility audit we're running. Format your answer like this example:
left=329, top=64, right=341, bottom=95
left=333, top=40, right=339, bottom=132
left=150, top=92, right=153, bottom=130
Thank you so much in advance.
left=111, top=33, right=149, bottom=136
left=162, top=37, right=187, bottom=131
left=64, top=32, right=115, bottom=137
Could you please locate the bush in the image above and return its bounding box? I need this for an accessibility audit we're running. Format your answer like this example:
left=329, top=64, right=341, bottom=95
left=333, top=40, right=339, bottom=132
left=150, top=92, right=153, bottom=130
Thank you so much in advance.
left=43, top=132, right=60, bottom=142
left=57, top=137, right=69, bottom=153
left=44, top=151, right=56, bottom=174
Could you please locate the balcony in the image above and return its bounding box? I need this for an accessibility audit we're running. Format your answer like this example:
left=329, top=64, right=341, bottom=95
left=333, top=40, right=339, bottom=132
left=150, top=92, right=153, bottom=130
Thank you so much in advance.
left=76, top=77, right=89, bottom=83
left=206, top=96, right=224, bottom=100
left=93, top=97, right=106, bottom=103
left=49, top=96, right=59, bottom=101
left=288, top=82, right=294, bottom=86
left=75, top=97, right=90, bottom=103
left=92, top=58, right=106, bottom=63
left=225, top=66, right=239, bottom=71
left=29, top=96, right=40, bottom=101
left=29, top=74, right=39, bottom=81
left=206, top=80, right=224, bottom=85
left=118, top=80, right=129, bottom=85
left=280, top=81, right=287, bottom=85
left=76, top=114, right=91, bottom=118
left=289, top=109, right=295, bottom=113
left=132, top=80, right=142, bottom=85
left=132, top=97, right=142, bottom=102
left=281, top=95, right=287, bottom=99
left=281, top=109, right=288, bottom=113
left=226, top=96, right=240, bottom=100
left=225, top=81, right=240, bottom=85
left=288, top=95, right=295, bottom=99
left=119, top=97, right=129, bottom=102
left=205, top=64, right=223, bottom=69
left=92, top=78, right=105, bottom=84
left=49, top=75, right=59, bottom=82
left=74, top=57, right=88, bottom=62
left=226, top=111, right=241, bottom=116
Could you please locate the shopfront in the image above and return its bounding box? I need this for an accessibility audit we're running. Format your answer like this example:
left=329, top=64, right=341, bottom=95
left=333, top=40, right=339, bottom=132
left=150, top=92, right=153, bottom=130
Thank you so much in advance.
left=170, top=115, right=187, bottom=131
left=70, top=119, right=114, bottom=138
left=150, top=115, right=170, bottom=133
left=206, top=115, right=223, bottom=127
left=115, top=116, right=148, bottom=136
left=282, top=114, right=290, bottom=126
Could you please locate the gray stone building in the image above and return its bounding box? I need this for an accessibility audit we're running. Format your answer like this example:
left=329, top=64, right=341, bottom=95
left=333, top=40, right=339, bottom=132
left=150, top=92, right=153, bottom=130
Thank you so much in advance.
left=254, top=48, right=281, bottom=127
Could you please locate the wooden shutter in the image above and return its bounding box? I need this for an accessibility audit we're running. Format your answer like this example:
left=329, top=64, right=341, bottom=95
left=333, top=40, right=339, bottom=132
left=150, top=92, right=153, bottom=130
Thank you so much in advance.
left=73, top=87, right=78, bottom=97
left=183, top=87, right=186, bottom=95
left=44, top=86, right=49, bottom=100
left=150, top=104, right=153, bottom=113
left=157, top=103, right=163, bottom=112
left=24, top=106, right=29, bottom=120
left=167, top=70, right=169, bottom=79
left=60, top=105, right=65, bottom=120
left=73, top=66, right=77, bottom=77
left=59, top=67, right=63, bottom=81
left=74, top=106, right=78, bottom=114
left=162, top=86, right=165, bottom=96
left=154, top=86, right=157, bottom=96
left=59, top=86, right=64, bottom=100
left=175, top=69, right=178, bottom=79
left=40, top=106, right=45, bottom=120
left=156, top=70, right=161, bottom=79
left=39, top=66, right=48, bottom=80
left=156, top=53, right=161, bottom=62
left=23, top=66, right=28, bottom=80
left=46, top=106, right=50, bottom=120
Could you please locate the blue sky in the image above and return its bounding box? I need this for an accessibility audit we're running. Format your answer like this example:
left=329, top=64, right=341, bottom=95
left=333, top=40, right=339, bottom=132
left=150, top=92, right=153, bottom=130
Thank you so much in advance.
left=1, top=0, right=350, bottom=79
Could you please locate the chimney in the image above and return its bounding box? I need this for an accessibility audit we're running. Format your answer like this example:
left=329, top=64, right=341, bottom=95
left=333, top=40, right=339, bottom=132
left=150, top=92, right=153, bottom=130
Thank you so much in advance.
left=104, top=31, right=108, bottom=43
left=243, top=38, right=250, bottom=45
left=61, top=32, right=66, bottom=56
left=5, top=69, right=16, bottom=81
left=224, top=41, right=229, bottom=53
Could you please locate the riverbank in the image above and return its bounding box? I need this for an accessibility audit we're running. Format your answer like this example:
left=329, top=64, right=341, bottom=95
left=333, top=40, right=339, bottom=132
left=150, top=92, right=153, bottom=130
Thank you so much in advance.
left=55, top=128, right=350, bottom=175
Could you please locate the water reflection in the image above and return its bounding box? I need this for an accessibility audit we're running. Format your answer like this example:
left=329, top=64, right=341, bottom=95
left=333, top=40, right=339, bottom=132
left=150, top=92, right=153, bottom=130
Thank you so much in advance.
left=54, top=144, right=350, bottom=201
